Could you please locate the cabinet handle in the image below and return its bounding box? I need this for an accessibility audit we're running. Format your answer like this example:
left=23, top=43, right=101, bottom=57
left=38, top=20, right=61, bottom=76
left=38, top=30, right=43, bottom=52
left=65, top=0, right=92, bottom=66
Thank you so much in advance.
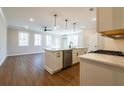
left=57, top=53, right=60, bottom=55
left=57, top=56, right=60, bottom=57
left=57, top=55, right=60, bottom=57
left=77, top=53, right=79, bottom=56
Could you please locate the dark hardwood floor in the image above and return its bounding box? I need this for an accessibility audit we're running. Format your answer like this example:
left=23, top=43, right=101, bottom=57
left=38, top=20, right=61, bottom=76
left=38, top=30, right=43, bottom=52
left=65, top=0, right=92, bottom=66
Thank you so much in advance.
left=0, top=54, right=79, bottom=86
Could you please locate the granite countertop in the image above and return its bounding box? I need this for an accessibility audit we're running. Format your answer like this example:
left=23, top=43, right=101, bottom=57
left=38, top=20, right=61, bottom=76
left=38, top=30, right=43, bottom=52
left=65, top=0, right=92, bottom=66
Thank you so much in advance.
left=79, top=53, right=124, bottom=69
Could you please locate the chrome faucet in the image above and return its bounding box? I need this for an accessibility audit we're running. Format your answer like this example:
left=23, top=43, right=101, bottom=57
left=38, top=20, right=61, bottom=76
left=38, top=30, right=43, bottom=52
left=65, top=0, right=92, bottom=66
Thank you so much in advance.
left=69, top=41, right=73, bottom=48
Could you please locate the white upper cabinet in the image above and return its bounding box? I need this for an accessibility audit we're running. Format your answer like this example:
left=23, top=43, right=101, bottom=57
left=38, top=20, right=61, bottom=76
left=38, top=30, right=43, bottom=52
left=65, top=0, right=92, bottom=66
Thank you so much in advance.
left=97, top=8, right=123, bottom=32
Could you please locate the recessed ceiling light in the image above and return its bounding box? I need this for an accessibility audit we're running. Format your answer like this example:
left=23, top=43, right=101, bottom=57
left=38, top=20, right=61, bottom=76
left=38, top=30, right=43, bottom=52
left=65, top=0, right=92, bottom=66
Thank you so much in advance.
left=81, top=26, right=85, bottom=29
left=29, top=18, right=34, bottom=22
left=24, top=26, right=28, bottom=29
left=93, top=18, right=96, bottom=21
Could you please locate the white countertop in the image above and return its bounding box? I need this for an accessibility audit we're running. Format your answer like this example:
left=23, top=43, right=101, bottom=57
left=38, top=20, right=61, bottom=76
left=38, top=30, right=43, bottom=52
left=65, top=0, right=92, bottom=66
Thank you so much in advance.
left=45, top=48, right=72, bottom=51
left=45, top=47, right=85, bottom=51
left=79, top=53, right=124, bottom=69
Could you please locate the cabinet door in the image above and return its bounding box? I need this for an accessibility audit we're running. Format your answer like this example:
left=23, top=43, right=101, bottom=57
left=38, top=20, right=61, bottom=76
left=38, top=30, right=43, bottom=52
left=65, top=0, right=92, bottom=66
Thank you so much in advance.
left=54, top=51, right=63, bottom=70
left=80, top=60, right=115, bottom=85
left=77, top=51, right=83, bottom=62
left=120, top=8, right=124, bottom=28
left=72, top=53, right=78, bottom=64
left=97, top=8, right=113, bottom=32
left=72, top=49, right=78, bottom=64
left=73, top=49, right=83, bottom=64
left=112, top=8, right=122, bottom=29
left=97, top=8, right=123, bottom=32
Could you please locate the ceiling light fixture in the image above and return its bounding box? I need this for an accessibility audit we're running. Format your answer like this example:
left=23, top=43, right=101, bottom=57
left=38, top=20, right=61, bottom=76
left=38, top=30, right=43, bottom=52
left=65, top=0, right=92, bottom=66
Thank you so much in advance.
left=93, top=18, right=96, bottom=21
left=29, top=18, right=34, bottom=22
left=81, top=26, right=85, bottom=29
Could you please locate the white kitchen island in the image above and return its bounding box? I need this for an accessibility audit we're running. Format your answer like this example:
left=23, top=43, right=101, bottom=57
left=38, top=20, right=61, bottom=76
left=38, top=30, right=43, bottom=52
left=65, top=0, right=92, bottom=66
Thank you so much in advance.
left=44, top=48, right=87, bottom=74
left=79, top=53, right=124, bottom=86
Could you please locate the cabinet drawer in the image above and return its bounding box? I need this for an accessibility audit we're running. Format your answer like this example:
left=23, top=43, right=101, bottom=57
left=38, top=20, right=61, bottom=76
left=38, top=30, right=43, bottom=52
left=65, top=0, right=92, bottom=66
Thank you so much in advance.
left=55, top=51, right=62, bottom=57
left=73, top=49, right=82, bottom=54
left=72, top=54, right=78, bottom=64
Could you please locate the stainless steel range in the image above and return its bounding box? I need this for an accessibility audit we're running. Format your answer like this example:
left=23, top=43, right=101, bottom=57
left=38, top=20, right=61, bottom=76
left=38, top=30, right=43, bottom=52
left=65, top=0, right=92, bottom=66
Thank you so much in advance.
left=90, top=50, right=124, bottom=57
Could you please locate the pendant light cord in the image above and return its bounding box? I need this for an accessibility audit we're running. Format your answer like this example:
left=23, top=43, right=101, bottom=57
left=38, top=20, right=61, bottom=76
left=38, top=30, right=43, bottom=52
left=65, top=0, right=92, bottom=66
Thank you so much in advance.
left=65, top=19, right=68, bottom=30
left=54, top=14, right=57, bottom=27
left=73, top=23, right=76, bottom=32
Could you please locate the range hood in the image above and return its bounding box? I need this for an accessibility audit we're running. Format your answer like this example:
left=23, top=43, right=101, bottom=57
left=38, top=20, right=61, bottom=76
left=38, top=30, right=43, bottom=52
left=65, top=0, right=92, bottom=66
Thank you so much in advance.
left=100, top=28, right=124, bottom=39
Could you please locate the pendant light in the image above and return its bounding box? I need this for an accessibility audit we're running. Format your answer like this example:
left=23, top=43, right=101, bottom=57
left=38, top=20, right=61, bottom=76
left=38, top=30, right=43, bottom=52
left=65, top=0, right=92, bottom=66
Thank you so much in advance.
left=73, top=23, right=76, bottom=32
left=65, top=19, right=68, bottom=30
left=54, top=14, right=57, bottom=30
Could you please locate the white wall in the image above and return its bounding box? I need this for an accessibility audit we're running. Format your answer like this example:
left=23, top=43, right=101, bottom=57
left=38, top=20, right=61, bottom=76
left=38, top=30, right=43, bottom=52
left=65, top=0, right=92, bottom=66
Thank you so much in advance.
left=0, top=8, right=7, bottom=65
left=82, top=28, right=98, bottom=51
left=78, top=31, right=83, bottom=48
left=97, top=34, right=124, bottom=51
left=7, top=27, right=45, bottom=56
left=97, top=33, right=104, bottom=50
left=104, top=37, right=124, bottom=51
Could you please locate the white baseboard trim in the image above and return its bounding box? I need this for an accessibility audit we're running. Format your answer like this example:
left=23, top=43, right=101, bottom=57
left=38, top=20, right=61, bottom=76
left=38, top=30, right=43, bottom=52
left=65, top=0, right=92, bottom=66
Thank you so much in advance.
left=7, top=51, right=44, bottom=57
left=44, top=65, right=62, bottom=75
left=0, top=55, right=7, bottom=66
left=44, top=65, right=54, bottom=74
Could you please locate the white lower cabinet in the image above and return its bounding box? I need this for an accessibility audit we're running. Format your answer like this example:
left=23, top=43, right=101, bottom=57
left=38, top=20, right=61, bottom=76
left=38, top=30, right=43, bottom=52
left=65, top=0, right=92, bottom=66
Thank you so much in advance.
left=45, top=48, right=87, bottom=74
left=72, top=48, right=87, bottom=64
left=45, top=50, right=63, bottom=74
left=80, top=59, right=124, bottom=86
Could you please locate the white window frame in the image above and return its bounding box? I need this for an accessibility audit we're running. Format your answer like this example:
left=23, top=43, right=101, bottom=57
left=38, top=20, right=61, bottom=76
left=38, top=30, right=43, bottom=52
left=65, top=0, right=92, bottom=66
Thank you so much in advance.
left=67, top=34, right=78, bottom=47
left=18, top=31, right=29, bottom=46
left=46, top=35, right=52, bottom=48
left=34, top=34, right=41, bottom=46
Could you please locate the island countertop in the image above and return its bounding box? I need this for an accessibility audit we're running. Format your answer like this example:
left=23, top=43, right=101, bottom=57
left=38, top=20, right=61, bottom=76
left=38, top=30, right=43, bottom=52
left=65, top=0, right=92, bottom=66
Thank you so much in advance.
left=79, top=53, right=124, bottom=69
left=45, top=47, right=86, bottom=52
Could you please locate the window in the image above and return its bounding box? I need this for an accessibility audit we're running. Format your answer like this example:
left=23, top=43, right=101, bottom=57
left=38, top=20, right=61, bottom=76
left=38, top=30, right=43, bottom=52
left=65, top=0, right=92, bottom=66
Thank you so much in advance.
left=67, top=34, right=78, bottom=47
left=34, top=34, right=41, bottom=46
left=46, top=35, right=52, bottom=48
left=46, top=35, right=61, bottom=49
left=54, top=37, right=60, bottom=48
left=18, top=32, right=29, bottom=46
left=45, top=34, right=79, bottom=49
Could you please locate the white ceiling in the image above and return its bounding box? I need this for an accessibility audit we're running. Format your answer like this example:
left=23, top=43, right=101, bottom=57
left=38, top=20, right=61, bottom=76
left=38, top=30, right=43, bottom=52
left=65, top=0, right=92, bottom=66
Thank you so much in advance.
left=2, top=7, right=96, bottom=32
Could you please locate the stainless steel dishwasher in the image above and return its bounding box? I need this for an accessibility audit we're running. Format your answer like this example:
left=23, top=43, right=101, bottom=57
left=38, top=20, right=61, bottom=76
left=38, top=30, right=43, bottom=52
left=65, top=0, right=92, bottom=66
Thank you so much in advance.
left=63, top=50, right=72, bottom=69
